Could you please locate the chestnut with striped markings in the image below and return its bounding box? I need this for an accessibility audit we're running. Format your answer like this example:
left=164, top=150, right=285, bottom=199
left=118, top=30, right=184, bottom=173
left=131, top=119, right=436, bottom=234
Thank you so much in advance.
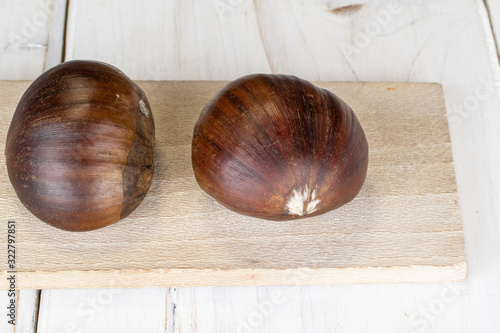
left=5, top=60, right=155, bottom=231
left=192, top=74, right=368, bottom=220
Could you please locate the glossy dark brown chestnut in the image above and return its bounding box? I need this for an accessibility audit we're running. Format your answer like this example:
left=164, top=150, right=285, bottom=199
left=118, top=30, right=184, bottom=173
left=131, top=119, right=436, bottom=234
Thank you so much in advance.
left=192, top=74, right=368, bottom=220
left=5, top=60, right=155, bottom=231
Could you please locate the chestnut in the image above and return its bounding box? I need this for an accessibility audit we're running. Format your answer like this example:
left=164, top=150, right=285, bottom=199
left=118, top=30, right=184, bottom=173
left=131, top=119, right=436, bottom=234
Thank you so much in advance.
left=5, top=60, right=155, bottom=231
left=192, top=74, right=368, bottom=220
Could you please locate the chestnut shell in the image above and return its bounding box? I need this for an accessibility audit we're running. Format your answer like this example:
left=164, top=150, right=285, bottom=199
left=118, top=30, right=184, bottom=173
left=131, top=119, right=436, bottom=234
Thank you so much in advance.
left=5, top=60, right=155, bottom=231
left=192, top=74, right=368, bottom=220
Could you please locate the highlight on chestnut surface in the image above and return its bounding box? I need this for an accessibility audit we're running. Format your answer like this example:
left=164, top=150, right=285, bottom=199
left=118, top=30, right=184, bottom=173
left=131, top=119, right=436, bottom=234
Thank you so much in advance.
left=5, top=60, right=155, bottom=231
left=192, top=74, right=368, bottom=220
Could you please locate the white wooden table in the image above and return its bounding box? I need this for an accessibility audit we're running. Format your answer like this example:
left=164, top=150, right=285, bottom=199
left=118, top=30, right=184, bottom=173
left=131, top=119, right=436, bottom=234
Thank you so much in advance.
left=1, top=0, right=500, bottom=332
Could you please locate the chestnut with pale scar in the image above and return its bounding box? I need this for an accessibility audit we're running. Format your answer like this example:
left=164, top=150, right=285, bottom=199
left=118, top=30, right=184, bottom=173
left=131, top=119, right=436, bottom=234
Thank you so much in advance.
left=5, top=60, right=155, bottom=231
left=191, top=74, right=368, bottom=220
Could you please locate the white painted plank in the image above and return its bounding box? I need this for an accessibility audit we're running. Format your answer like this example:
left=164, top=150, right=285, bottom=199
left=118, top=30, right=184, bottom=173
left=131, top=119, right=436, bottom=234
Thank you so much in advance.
left=16, top=290, right=41, bottom=333
left=64, top=0, right=271, bottom=80
left=36, top=1, right=207, bottom=332
left=39, top=0, right=272, bottom=331
left=0, top=289, right=40, bottom=333
left=44, top=0, right=67, bottom=70
left=0, top=0, right=66, bottom=79
left=0, top=0, right=66, bottom=332
left=37, top=288, right=167, bottom=333
left=486, top=0, right=500, bottom=55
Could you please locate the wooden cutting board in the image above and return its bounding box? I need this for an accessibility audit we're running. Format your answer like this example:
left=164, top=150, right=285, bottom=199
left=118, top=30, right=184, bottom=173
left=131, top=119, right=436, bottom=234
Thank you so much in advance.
left=0, top=80, right=466, bottom=289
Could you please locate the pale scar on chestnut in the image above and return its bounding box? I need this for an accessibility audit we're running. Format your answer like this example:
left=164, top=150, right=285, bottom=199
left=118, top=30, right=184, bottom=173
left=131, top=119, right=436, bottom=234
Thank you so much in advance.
left=286, top=185, right=320, bottom=216
left=139, top=99, right=150, bottom=118
left=5, top=60, right=155, bottom=231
